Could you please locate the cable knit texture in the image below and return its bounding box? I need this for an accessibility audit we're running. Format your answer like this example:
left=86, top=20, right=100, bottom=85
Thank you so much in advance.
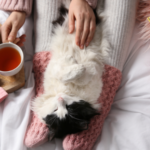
left=24, top=51, right=122, bottom=149
left=102, top=0, right=138, bottom=71
left=24, top=113, right=49, bottom=148
left=137, top=0, right=150, bottom=41
left=0, top=0, right=33, bottom=16
left=24, top=52, right=51, bottom=148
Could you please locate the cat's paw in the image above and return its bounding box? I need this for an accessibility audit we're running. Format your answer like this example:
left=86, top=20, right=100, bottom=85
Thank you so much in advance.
left=61, top=64, right=86, bottom=83
left=71, top=63, right=98, bottom=86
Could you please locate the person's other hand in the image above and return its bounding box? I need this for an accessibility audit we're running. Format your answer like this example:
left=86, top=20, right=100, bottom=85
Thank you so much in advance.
left=1, top=11, right=26, bottom=45
left=69, top=0, right=96, bottom=49
left=14, top=34, right=26, bottom=47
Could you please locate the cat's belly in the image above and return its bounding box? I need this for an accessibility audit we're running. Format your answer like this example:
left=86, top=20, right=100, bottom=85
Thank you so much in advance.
left=44, top=55, right=104, bottom=109
left=44, top=71, right=103, bottom=109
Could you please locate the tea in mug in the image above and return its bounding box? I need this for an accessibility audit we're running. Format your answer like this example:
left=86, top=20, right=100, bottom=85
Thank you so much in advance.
left=0, top=47, right=21, bottom=71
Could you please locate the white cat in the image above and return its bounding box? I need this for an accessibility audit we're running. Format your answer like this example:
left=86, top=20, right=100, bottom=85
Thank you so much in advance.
left=32, top=2, right=110, bottom=140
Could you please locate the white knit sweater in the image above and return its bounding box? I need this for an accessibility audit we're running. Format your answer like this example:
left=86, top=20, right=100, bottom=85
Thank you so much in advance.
left=34, top=0, right=138, bottom=71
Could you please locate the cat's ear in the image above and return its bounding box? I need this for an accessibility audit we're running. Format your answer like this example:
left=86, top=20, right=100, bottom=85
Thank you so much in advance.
left=48, top=130, right=56, bottom=141
left=44, top=117, right=56, bottom=141
left=70, top=100, right=100, bottom=120
left=43, top=114, right=58, bottom=140
left=78, top=121, right=88, bottom=130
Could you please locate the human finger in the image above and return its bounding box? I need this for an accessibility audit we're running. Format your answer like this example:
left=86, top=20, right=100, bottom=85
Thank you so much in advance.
left=16, top=34, right=26, bottom=46
left=14, top=38, right=20, bottom=44
left=19, top=34, right=26, bottom=42
left=76, top=15, right=84, bottom=47
left=17, top=42, right=24, bottom=47
left=8, top=24, right=18, bottom=42
left=69, top=11, right=75, bottom=33
left=85, top=19, right=96, bottom=47
left=80, top=18, right=90, bottom=49
left=1, top=24, right=10, bottom=43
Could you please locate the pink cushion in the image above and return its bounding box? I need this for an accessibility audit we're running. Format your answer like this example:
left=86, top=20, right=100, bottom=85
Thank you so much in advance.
left=0, top=87, right=8, bottom=103
left=24, top=52, right=51, bottom=148
left=24, top=113, right=49, bottom=148
left=24, top=51, right=122, bottom=149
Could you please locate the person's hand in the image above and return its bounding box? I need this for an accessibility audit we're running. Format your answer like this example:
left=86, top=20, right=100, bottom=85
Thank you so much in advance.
left=14, top=34, right=26, bottom=47
left=69, top=0, right=96, bottom=49
left=1, top=11, right=26, bottom=46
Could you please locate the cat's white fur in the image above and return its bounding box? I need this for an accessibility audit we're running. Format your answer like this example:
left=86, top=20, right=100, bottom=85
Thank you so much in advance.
left=32, top=2, right=110, bottom=122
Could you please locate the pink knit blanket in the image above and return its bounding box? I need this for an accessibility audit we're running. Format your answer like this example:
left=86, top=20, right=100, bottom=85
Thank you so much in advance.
left=24, top=51, right=122, bottom=150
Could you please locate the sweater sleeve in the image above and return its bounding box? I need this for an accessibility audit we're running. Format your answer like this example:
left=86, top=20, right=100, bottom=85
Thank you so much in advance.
left=0, top=0, right=33, bottom=16
left=86, top=0, right=98, bottom=9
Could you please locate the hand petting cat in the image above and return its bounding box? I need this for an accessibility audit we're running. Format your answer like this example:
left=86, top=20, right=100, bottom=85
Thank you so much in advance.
left=69, top=0, right=96, bottom=49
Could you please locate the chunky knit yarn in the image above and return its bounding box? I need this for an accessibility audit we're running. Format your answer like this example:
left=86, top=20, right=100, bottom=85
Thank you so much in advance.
left=24, top=52, right=51, bottom=148
left=33, top=51, right=51, bottom=97
left=24, top=51, right=122, bottom=149
left=24, top=113, right=49, bottom=148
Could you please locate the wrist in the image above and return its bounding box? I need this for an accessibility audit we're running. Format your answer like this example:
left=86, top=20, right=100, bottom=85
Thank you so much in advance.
left=13, top=11, right=27, bottom=17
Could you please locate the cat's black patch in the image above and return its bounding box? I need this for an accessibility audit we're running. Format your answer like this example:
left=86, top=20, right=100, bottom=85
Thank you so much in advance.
left=93, top=9, right=101, bottom=25
left=52, top=4, right=68, bottom=26
left=43, top=100, right=100, bottom=140
left=52, top=3, right=101, bottom=27
left=59, top=4, right=68, bottom=15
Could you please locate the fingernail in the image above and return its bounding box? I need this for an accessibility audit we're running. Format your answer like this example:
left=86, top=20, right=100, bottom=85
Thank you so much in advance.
left=8, top=36, right=13, bottom=41
left=8, top=37, right=12, bottom=41
left=81, top=45, right=84, bottom=49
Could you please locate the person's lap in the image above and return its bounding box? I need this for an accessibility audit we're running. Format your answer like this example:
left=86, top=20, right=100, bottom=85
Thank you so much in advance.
left=1, top=9, right=149, bottom=150
left=28, top=21, right=150, bottom=150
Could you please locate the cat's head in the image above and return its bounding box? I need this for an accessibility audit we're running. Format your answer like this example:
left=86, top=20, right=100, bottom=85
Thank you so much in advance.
left=34, top=93, right=99, bottom=140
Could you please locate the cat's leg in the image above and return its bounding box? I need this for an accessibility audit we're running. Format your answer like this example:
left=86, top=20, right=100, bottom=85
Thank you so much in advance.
left=61, top=64, right=86, bottom=82
left=71, top=62, right=100, bottom=86
left=61, top=62, right=101, bottom=86
left=52, top=61, right=101, bottom=86
left=46, top=61, right=86, bottom=82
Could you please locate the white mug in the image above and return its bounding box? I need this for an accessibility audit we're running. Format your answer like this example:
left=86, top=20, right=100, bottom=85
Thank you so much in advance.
left=0, top=42, right=24, bottom=76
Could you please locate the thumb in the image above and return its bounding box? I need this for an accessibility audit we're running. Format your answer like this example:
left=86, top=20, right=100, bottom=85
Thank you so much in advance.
left=69, top=12, right=75, bottom=33
left=8, top=25, right=18, bottom=42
